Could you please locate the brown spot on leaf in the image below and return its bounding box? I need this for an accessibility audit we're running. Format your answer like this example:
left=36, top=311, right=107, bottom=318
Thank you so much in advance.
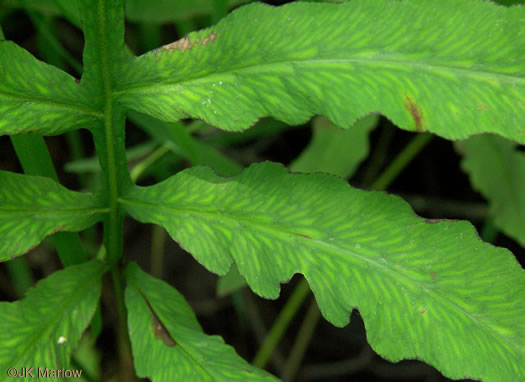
left=296, top=233, right=313, bottom=240
left=142, top=295, right=177, bottom=347
left=157, top=33, right=217, bottom=53
left=430, top=272, right=436, bottom=279
left=420, top=309, right=426, bottom=315
left=404, top=96, right=424, bottom=132
left=160, top=36, right=192, bottom=51
left=201, top=33, right=217, bottom=46
left=476, top=101, right=488, bottom=111
left=423, top=219, right=440, bottom=224
left=151, top=312, right=177, bottom=347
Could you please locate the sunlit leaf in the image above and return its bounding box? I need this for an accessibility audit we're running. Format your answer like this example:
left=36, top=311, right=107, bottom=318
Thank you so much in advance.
left=122, top=162, right=525, bottom=382
left=115, top=0, right=525, bottom=144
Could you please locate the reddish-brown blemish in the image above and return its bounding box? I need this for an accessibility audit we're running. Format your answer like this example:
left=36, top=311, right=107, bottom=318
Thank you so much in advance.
left=430, top=272, right=436, bottom=279
left=404, top=96, right=424, bottom=132
left=420, top=309, right=426, bottom=315
left=156, top=32, right=217, bottom=54
left=476, top=101, right=488, bottom=111
left=152, top=314, right=177, bottom=347
left=296, top=233, right=313, bottom=240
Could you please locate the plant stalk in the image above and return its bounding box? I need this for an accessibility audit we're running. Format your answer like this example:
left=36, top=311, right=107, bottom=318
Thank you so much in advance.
left=252, top=279, right=311, bottom=368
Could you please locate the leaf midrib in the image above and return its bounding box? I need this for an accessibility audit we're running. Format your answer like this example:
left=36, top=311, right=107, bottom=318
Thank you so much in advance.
left=113, top=55, right=525, bottom=95
left=120, top=196, right=520, bottom=356
left=0, top=88, right=104, bottom=119
left=0, top=207, right=109, bottom=217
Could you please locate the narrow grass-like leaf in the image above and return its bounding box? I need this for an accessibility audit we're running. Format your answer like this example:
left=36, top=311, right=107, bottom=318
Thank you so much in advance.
left=0, top=41, right=99, bottom=135
left=130, top=112, right=242, bottom=176
left=291, top=115, right=378, bottom=178
left=125, top=262, right=277, bottom=381
left=115, top=0, right=525, bottom=144
left=458, top=134, right=525, bottom=247
left=121, top=162, right=525, bottom=382
left=0, top=260, right=107, bottom=375
left=0, top=171, right=106, bottom=261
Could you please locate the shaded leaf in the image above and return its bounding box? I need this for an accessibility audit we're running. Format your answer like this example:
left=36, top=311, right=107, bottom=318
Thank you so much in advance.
left=0, top=171, right=106, bottom=261
left=122, top=162, right=525, bottom=382
left=0, top=41, right=98, bottom=136
left=458, top=134, right=525, bottom=247
left=125, top=262, right=277, bottom=381
left=216, top=260, right=247, bottom=297
left=291, top=114, right=378, bottom=178
left=115, top=0, right=525, bottom=144
left=0, top=260, right=106, bottom=374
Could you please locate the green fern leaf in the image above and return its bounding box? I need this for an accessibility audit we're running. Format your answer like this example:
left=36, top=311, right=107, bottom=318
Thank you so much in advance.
left=115, top=0, right=525, bottom=144
left=0, top=42, right=98, bottom=136
left=291, top=115, right=378, bottom=178
left=0, top=260, right=106, bottom=376
left=0, top=171, right=106, bottom=261
left=125, top=262, right=278, bottom=381
left=121, top=162, right=525, bottom=382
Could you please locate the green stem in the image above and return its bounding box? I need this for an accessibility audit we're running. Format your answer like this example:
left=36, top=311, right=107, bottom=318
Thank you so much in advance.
left=103, top=105, right=122, bottom=267
left=130, top=144, right=170, bottom=182
left=368, top=133, right=432, bottom=191
left=111, top=267, right=135, bottom=381
left=150, top=225, right=167, bottom=279
left=252, top=279, right=310, bottom=368
left=281, top=299, right=322, bottom=382
left=361, top=125, right=395, bottom=186
left=89, top=0, right=136, bottom=381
